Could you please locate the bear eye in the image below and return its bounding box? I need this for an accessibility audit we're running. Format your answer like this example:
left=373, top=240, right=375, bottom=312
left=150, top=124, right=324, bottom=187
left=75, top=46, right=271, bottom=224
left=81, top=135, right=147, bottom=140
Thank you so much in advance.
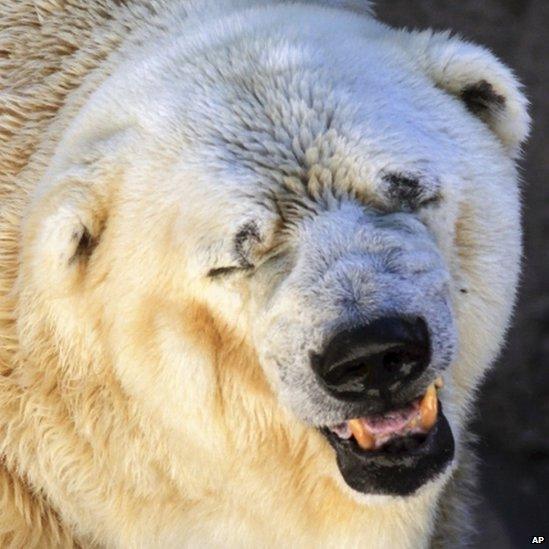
left=206, top=221, right=264, bottom=279
left=381, top=172, right=441, bottom=212
left=207, top=265, right=251, bottom=279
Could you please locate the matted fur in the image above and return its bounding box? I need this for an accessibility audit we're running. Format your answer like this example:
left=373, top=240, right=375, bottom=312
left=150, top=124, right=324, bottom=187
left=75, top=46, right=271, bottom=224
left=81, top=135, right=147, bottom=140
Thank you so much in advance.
left=0, top=1, right=528, bottom=547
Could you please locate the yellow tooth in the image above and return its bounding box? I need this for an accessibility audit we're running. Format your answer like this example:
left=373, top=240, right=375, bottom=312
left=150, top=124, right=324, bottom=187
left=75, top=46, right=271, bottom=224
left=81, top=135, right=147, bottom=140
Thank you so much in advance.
left=434, top=377, right=444, bottom=389
left=419, top=383, right=438, bottom=431
left=348, top=419, right=375, bottom=450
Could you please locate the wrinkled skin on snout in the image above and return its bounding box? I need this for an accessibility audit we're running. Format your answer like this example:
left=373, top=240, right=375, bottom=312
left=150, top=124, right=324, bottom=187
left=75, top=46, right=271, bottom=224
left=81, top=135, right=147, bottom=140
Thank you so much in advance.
left=250, top=203, right=459, bottom=496
left=252, top=206, right=455, bottom=426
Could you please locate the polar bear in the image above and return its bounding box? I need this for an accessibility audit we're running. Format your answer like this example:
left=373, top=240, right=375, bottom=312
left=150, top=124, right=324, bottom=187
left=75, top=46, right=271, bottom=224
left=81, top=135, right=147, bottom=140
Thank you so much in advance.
left=0, top=0, right=529, bottom=547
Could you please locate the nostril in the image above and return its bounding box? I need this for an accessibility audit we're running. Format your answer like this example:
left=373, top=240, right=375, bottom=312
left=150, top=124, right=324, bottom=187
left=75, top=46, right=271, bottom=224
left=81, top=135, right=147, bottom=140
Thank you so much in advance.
left=383, top=350, right=403, bottom=371
left=312, top=316, right=430, bottom=401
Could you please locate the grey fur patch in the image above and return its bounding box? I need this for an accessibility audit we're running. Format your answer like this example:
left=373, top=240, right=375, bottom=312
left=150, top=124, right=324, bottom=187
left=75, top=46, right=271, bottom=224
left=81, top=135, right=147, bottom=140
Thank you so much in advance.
left=234, top=221, right=261, bottom=268
left=382, top=172, right=441, bottom=211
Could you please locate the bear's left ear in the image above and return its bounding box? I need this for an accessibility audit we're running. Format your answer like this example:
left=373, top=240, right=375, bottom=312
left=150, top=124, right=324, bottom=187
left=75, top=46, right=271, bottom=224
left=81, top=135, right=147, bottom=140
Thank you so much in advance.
left=411, top=31, right=530, bottom=157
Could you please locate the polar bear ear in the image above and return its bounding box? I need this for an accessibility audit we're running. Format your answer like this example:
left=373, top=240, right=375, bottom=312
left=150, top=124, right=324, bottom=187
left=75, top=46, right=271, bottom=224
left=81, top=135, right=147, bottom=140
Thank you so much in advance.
left=413, top=31, right=530, bottom=156
left=22, top=166, right=111, bottom=294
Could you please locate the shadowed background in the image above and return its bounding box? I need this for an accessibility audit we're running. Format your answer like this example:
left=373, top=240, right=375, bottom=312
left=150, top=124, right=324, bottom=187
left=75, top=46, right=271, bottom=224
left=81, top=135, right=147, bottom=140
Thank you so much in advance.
left=375, top=1, right=548, bottom=546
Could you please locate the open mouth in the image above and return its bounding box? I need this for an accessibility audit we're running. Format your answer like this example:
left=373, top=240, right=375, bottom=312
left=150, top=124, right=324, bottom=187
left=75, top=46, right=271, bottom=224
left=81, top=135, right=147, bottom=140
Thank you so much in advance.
left=320, top=378, right=455, bottom=496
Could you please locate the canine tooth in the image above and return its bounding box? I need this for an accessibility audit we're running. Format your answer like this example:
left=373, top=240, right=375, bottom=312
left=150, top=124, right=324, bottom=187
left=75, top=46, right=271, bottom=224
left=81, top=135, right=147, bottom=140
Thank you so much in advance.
left=347, top=419, right=375, bottom=450
left=419, top=383, right=438, bottom=431
left=434, top=377, right=444, bottom=389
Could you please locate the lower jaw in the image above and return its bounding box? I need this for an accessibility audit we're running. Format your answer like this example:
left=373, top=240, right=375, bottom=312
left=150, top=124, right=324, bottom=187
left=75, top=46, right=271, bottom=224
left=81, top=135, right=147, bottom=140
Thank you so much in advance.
left=320, top=406, right=455, bottom=497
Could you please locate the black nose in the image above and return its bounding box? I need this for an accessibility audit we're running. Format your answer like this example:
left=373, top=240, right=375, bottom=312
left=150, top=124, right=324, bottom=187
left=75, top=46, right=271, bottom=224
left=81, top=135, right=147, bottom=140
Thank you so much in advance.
left=312, top=317, right=430, bottom=401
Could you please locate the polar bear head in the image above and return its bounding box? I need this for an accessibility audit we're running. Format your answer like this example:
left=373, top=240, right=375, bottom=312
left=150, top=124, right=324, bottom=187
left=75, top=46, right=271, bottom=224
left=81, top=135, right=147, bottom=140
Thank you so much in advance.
left=20, top=3, right=529, bottom=501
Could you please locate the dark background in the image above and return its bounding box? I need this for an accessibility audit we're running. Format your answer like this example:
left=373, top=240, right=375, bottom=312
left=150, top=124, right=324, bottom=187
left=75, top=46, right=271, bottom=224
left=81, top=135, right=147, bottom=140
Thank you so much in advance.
left=375, top=1, right=548, bottom=546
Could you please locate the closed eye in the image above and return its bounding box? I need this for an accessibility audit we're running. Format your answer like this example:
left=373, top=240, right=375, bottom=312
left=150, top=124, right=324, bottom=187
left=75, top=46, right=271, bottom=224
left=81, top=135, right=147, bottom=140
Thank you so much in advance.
left=382, top=172, right=441, bottom=212
left=206, top=245, right=286, bottom=279
left=206, top=265, right=254, bottom=279
left=206, top=218, right=282, bottom=280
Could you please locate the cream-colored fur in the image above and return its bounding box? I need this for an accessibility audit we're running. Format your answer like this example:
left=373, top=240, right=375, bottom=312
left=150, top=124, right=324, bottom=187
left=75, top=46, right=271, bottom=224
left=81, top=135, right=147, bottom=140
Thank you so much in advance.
left=0, top=1, right=529, bottom=547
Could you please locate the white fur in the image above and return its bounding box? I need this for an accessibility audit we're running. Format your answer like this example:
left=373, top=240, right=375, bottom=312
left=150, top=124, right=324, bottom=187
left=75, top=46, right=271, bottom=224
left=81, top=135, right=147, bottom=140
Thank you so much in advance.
left=0, top=1, right=529, bottom=547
